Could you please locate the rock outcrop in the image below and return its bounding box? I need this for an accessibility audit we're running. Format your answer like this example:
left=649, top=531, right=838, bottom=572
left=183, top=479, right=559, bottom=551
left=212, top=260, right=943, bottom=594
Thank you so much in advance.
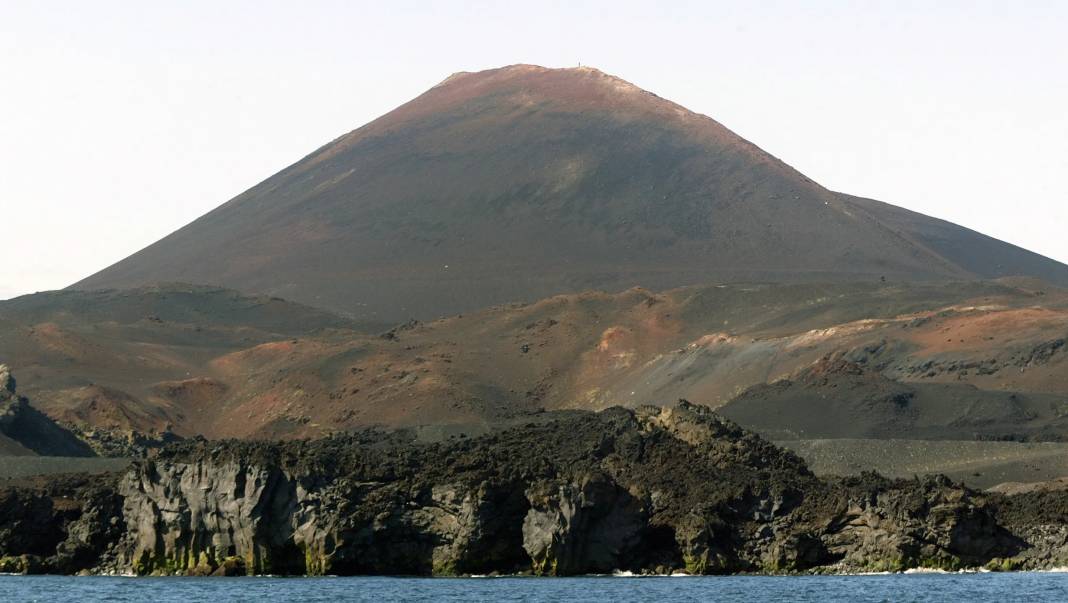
left=0, top=365, right=95, bottom=457
left=2, top=402, right=1067, bottom=575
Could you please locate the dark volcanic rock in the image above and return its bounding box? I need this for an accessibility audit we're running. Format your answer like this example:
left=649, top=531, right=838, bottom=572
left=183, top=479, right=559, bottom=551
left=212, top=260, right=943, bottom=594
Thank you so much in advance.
left=0, top=473, right=124, bottom=574
left=2, top=402, right=1065, bottom=575
left=63, top=424, right=182, bottom=458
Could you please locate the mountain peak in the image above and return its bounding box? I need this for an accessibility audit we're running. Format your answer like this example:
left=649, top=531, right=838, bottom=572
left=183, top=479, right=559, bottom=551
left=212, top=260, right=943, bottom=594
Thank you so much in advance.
left=426, top=64, right=675, bottom=113
left=72, top=65, right=1068, bottom=320
left=321, top=64, right=759, bottom=179
left=440, top=63, right=620, bottom=83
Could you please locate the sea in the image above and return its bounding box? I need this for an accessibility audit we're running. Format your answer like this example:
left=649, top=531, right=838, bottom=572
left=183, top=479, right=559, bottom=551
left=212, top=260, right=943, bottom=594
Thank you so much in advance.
left=3, top=572, right=1068, bottom=602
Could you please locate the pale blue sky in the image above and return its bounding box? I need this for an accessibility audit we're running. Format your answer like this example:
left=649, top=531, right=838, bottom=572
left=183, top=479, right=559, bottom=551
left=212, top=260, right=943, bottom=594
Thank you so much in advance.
left=3, top=1, right=1067, bottom=300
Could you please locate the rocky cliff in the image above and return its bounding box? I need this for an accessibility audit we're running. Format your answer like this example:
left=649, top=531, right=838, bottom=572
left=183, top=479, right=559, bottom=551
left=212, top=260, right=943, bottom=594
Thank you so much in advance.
left=2, top=402, right=1067, bottom=575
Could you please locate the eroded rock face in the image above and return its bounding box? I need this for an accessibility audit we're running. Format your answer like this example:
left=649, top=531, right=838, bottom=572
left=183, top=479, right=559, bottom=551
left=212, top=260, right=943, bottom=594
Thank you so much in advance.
left=816, top=474, right=1016, bottom=571
left=121, top=460, right=289, bottom=575
left=117, top=451, right=536, bottom=576
left=522, top=474, right=648, bottom=575
left=2, top=402, right=1065, bottom=575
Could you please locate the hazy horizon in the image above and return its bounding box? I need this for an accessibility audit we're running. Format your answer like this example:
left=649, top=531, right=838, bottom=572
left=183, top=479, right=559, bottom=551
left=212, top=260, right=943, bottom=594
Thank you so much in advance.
left=3, top=1, right=1067, bottom=301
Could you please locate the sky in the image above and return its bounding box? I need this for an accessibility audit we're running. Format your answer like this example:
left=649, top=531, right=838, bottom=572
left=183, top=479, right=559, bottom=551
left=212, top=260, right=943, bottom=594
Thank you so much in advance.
left=2, top=1, right=1067, bottom=300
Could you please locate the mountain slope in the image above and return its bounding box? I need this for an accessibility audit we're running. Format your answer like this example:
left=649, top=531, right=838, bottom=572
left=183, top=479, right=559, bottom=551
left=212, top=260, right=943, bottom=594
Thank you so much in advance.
left=72, top=64, right=1068, bottom=321
left=719, top=355, right=1068, bottom=441
left=840, top=194, right=1068, bottom=285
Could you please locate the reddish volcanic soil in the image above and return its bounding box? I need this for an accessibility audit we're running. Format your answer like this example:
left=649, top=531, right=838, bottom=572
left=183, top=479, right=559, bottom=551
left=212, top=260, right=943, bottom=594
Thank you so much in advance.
left=3, top=280, right=1068, bottom=442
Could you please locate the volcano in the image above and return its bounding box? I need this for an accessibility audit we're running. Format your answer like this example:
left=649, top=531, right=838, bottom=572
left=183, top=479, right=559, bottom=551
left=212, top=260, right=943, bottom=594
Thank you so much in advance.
left=73, top=65, right=1068, bottom=320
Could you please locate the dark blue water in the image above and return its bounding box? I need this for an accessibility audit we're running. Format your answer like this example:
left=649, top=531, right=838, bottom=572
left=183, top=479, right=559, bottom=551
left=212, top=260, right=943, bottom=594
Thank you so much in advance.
left=3, top=573, right=1068, bottom=602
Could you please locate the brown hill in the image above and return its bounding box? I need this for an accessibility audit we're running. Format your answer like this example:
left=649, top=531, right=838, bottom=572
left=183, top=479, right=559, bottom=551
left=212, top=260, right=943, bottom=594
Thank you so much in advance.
left=0, top=284, right=366, bottom=437
left=6, top=280, right=1068, bottom=443
left=71, top=65, right=1068, bottom=321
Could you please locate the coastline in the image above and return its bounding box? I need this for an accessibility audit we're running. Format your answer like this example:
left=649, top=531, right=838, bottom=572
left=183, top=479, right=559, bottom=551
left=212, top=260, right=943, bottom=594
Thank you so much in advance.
left=5, top=404, right=1068, bottom=578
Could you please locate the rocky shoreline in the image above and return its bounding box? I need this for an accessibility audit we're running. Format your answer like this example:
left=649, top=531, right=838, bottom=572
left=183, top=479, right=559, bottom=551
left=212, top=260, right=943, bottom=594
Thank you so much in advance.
left=3, top=402, right=1068, bottom=576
